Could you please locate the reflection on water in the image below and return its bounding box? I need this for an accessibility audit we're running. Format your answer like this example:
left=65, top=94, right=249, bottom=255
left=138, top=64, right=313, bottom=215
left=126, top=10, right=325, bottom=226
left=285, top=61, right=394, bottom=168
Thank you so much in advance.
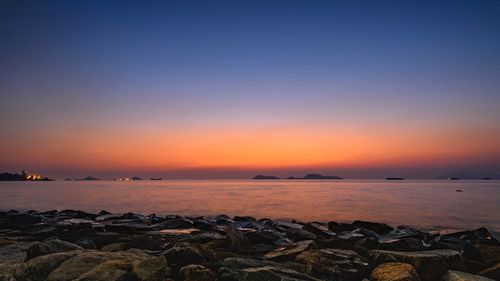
left=0, top=180, right=499, bottom=232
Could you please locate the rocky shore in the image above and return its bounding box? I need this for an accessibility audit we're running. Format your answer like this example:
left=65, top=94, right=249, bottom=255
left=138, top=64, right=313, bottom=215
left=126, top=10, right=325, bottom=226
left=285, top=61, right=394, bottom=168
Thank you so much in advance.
left=1, top=210, right=499, bottom=281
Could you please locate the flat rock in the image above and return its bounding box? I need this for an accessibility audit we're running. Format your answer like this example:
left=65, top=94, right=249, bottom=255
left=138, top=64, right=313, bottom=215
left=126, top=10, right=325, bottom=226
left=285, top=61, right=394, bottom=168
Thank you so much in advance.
left=370, top=249, right=466, bottom=281
left=264, top=240, right=316, bottom=261
left=295, top=248, right=369, bottom=280
left=443, top=270, right=495, bottom=281
left=370, top=262, right=421, bottom=281
left=23, top=251, right=81, bottom=281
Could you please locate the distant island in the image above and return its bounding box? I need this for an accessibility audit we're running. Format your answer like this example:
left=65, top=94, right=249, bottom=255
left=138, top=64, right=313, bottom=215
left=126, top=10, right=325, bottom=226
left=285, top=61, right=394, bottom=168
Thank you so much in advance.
left=150, top=177, right=162, bottom=180
left=287, top=173, right=343, bottom=180
left=253, top=175, right=280, bottom=180
left=78, top=176, right=100, bottom=181
left=437, top=170, right=499, bottom=180
left=0, top=170, right=52, bottom=181
left=386, top=177, right=404, bottom=180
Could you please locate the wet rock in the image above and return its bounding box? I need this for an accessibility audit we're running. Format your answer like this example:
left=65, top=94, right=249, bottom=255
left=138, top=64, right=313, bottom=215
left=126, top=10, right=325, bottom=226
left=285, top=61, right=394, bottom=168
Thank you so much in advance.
left=94, top=214, right=123, bottom=222
left=132, top=255, right=168, bottom=281
left=9, top=213, right=41, bottom=225
left=370, top=262, right=421, bottom=281
left=192, top=219, right=214, bottom=231
left=180, top=264, right=216, bottom=281
left=328, top=221, right=355, bottom=233
left=227, top=225, right=252, bottom=252
left=295, top=248, right=369, bottom=280
left=123, top=235, right=162, bottom=251
left=303, top=222, right=336, bottom=238
left=352, top=220, right=393, bottom=234
left=443, top=270, right=495, bottom=281
left=354, top=237, right=380, bottom=257
left=286, top=228, right=317, bottom=242
left=218, top=258, right=319, bottom=281
left=478, top=262, right=500, bottom=280
left=476, top=245, right=500, bottom=265
left=75, top=237, right=97, bottom=249
left=23, top=251, right=81, bottom=281
left=264, top=240, right=316, bottom=261
left=159, top=218, right=193, bottom=229
left=314, top=237, right=353, bottom=250
left=245, top=229, right=289, bottom=245
left=26, top=239, right=83, bottom=260
left=378, top=238, right=430, bottom=252
left=370, top=249, right=466, bottom=281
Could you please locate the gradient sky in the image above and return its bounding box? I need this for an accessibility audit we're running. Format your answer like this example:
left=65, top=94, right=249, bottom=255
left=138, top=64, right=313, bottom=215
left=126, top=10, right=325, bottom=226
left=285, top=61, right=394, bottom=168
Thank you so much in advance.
left=1, top=0, right=500, bottom=179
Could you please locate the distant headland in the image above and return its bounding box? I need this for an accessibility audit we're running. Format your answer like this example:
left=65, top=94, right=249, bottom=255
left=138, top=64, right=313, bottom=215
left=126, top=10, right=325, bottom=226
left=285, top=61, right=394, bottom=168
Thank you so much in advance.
left=253, top=173, right=343, bottom=180
left=0, top=170, right=52, bottom=181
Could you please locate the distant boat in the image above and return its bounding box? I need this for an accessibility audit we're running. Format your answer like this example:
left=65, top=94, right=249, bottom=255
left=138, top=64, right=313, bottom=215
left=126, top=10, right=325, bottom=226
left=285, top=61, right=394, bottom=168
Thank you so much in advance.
left=386, top=177, right=404, bottom=180
left=150, top=178, right=162, bottom=180
left=482, top=177, right=492, bottom=180
left=448, top=177, right=460, bottom=180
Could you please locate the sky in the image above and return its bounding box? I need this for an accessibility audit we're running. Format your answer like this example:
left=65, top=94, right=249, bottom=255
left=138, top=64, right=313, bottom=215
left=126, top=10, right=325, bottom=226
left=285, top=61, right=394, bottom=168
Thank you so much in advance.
left=1, top=0, right=500, bottom=179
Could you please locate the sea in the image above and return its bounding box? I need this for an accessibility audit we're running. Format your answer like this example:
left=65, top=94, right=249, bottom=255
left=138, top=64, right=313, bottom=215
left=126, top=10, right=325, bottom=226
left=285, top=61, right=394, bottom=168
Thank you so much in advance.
left=1, top=179, right=499, bottom=234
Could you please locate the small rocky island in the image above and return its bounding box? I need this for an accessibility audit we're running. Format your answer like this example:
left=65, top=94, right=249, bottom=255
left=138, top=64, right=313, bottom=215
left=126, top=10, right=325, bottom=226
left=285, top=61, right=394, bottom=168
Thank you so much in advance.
left=253, top=175, right=280, bottom=180
left=1, top=210, right=497, bottom=281
left=0, top=171, right=52, bottom=181
left=288, top=173, right=343, bottom=180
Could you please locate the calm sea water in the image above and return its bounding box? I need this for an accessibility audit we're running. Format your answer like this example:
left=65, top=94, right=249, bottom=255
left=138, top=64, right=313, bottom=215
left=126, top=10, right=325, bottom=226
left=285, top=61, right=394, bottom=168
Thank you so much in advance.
left=0, top=180, right=499, bottom=233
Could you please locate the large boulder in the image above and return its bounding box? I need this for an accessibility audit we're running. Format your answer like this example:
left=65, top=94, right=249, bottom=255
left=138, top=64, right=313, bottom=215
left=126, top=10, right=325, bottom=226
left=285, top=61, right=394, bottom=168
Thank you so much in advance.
left=179, top=264, right=216, bottom=281
left=351, top=220, right=393, bottom=234
left=370, top=250, right=466, bottom=281
left=295, top=248, right=369, bottom=280
left=0, top=241, right=31, bottom=264
left=161, top=243, right=214, bottom=272
left=0, top=263, right=25, bottom=281
left=264, top=240, right=316, bottom=261
left=443, top=270, right=495, bottom=281
left=370, top=262, right=421, bottom=281
left=23, top=251, right=81, bottom=281
left=26, top=239, right=83, bottom=260
left=74, top=259, right=132, bottom=281
left=132, top=255, right=168, bottom=281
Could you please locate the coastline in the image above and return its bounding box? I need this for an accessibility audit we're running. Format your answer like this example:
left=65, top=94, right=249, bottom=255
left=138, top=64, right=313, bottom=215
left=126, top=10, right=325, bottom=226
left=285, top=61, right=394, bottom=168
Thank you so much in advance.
left=1, top=209, right=499, bottom=280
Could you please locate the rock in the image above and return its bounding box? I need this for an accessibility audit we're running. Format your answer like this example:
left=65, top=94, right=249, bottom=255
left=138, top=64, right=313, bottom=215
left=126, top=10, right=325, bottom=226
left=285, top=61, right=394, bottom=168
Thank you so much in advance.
left=159, top=218, right=193, bottom=229
left=378, top=238, right=430, bottom=252
left=218, top=258, right=319, bottom=281
left=132, top=255, right=168, bottom=281
left=0, top=241, right=31, bottom=263
left=370, top=262, right=421, bottom=281
left=161, top=243, right=210, bottom=271
left=478, top=262, right=500, bottom=280
left=370, top=249, right=466, bottom=281
left=26, top=239, right=83, bottom=260
left=295, top=248, right=369, bottom=280
left=101, top=243, right=127, bottom=252
left=351, top=220, right=393, bottom=234
left=303, top=222, right=336, bottom=238
left=124, top=235, right=162, bottom=250
left=180, top=264, right=216, bottom=281
left=245, top=229, right=289, bottom=245
left=23, top=251, right=81, bottom=281
left=75, top=237, right=97, bottom=249
left=9, top=213, right=41, bottom=225
left=264, top=240, right=316, bottom=261
left=476, top=245, right=500, bottom=265
left=443, top=270, right=495, bottom=281
left=286, top=228, right=317, bottom=242
left=75, top=259, right=132, bottom=281
left=227, top=225, right=252, bottom=252
left=0, top=263, right=25, bottom=281
left=46, top=251, right=146, bottom=281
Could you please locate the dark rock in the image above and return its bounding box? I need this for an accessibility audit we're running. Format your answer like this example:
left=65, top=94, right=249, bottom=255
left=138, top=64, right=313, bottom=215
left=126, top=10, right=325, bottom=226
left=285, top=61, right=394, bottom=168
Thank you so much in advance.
left=9, top=213, right=41, bottom=225
left=352, top=220, right=393, bottom=234
left=75, top=237, right=97, bottom=249
left=286, top=228, right=317, bottom=242
left=159, top=218, right=193, bottom=229
left=443, top=270, right=495, bottom=281
left=74, top=259, right=133, bottom=281
left=227, top=225, right=252, bottom=252
left=479, top=262, right=500, bottom=280
left=23, top=251, right=80, bottom=281
left=0, top=241, right=31, bottom=263
left=161, top=242, right=212, bottom=272
left=378, top=237, right=430, bottom=252
left=328, top=221, right=355, bottom=233
left=303, top=222, right=336, bottom=238
left=295, top=248, right=369, bottom=280
left=0, top=263, right=25, bottom=281
left=245, top=229, right=289, bottom=245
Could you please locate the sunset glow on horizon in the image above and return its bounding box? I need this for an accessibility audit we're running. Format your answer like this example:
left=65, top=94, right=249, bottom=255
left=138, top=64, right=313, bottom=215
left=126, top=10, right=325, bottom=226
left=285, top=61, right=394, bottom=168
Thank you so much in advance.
left=1, top=0, right=500, bottom=178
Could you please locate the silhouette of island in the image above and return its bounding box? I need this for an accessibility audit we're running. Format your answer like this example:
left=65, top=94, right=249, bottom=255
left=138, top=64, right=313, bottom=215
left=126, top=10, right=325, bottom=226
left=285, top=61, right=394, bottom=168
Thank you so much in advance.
left=386, top=177, right=404, bottom=180
left=287, top=173, right=343, bottom=180
left=78, top=176, right=100, bottom=181
left=150, top=177, right=162, bottom=180
left=131, top=177, right=142, bottom=180
left=253, top=175, right=280, bottom=180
